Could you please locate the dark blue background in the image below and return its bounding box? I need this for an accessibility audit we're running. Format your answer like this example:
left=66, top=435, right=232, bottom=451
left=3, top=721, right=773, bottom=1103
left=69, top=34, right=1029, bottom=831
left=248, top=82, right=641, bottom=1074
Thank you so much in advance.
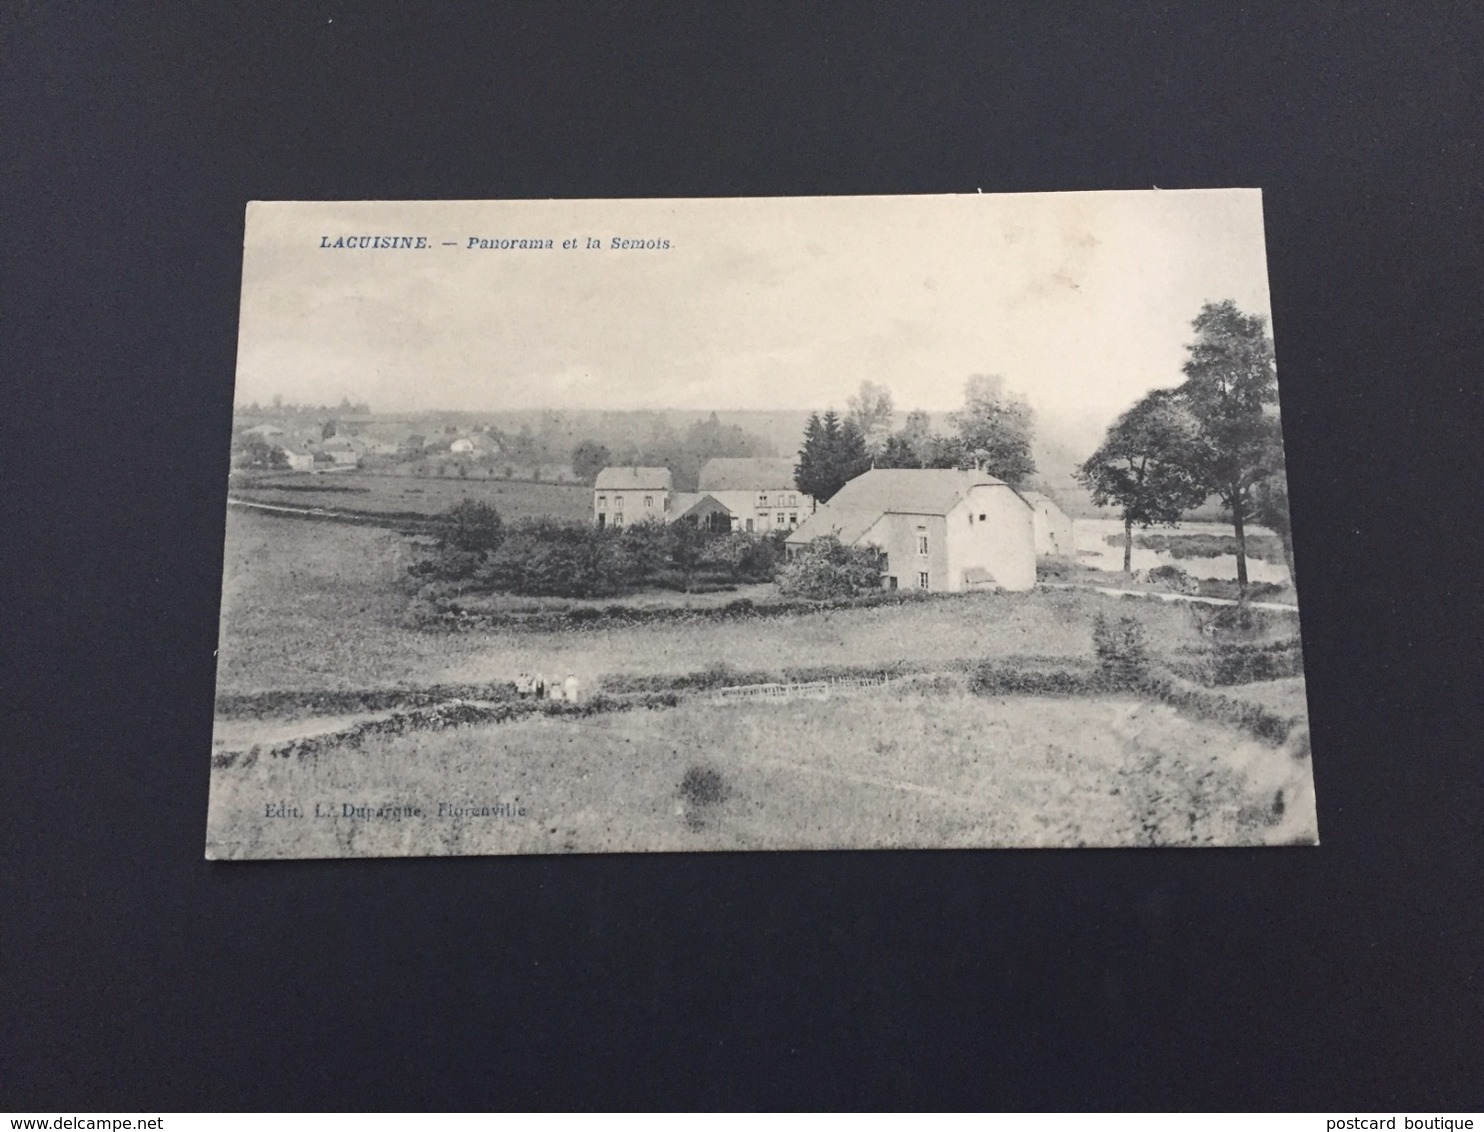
left=4, top=2, right=1481, bottom=1110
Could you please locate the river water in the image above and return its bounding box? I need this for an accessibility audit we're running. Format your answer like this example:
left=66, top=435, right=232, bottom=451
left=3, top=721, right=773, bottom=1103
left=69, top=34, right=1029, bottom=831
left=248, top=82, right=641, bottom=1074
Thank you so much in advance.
left=1074, top=518, right=1290, bottom=585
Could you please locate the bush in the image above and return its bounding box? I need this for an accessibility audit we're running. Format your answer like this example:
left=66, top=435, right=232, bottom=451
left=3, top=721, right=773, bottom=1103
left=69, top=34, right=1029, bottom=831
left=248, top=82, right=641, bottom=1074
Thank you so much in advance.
left=1092, top=613, right=1151, bottom=688
left=439, top=499, right=504, bottom=552
left=776, top=536, right=885, bottom=599
left=1146, top=564, right=1199, bottom=594
left=1036, top=555, right=1078, bottom=582
left=971, top=663, right=1100, bottom=697
left=476, top=520, right=631, bottom=598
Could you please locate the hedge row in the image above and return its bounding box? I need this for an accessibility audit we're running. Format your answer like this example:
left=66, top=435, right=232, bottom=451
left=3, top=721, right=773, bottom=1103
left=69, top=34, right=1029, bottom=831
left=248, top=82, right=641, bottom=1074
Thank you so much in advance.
left=1142, top=675, right=1298, bottom=745
left=418, top=586, right=955, bottom=633
left=212, top=690, right=680, bottom=768
left=215, top=683, right=518, bottom=720
left=1166, top=638, right=1304, bottom=686
left=594, top=657, right=974, bottom=696
left=970, top=661, right=1300, bottom=745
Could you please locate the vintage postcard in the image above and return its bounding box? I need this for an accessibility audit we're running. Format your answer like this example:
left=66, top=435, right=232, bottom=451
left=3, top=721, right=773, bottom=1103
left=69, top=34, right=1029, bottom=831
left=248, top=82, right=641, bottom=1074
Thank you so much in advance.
left=207, top=191, right=1317, bottom=859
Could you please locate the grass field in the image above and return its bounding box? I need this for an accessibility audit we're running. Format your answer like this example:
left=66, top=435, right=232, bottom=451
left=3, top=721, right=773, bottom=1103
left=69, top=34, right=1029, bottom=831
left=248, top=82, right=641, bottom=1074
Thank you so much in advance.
left=218, top=509, right=1295, bottom=696
left=231, top=470, right=592, bottom=523
left=210, top=508, right=1316, bottom=856
left=205, top=687, right=1317, bottom=858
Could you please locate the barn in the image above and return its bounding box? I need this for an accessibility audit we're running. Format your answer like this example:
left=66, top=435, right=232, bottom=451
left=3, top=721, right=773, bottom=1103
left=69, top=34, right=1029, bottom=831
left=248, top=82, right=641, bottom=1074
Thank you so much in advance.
left=1022, top=491, right=1075, bottom=558
left=784, top=468, right=1037, bottom=592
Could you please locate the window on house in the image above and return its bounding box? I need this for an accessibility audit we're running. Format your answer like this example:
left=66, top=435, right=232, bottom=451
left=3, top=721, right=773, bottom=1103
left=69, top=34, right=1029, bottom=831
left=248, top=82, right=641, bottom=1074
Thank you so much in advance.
left=758, top=493, right=768, bottom=506
left=598, top=495, right=606, bottom=507
left=788, top=494, right=797, bottom=506
left=777, top=512, right=785, bottom=526
left=979, top=514, right=986, bottom=522
left=614, top=514, right=624, bottom=528
left=644, top=495, right=653, bottom=508
left=745, top=518, right=754, bottom=532
left=615, top=495, right=624, bottom=508
left=918, top=572, right=930, bottom=590
left=789, top=513, right=797, bottom=526
left=917, top=534, right=929, bottom=556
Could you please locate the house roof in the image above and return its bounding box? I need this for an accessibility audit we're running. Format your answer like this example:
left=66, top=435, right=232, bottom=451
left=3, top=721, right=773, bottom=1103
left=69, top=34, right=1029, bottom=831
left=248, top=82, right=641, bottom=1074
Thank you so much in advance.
left=1021, top=490, right=1064, bottom=511
left=698, top=457, right=799, bottom=492
left=594, top=466, right=673, bottom=491
left=785, top=505, right=885, bottom=546
left=670, top=492, right=731, bottom=520
left=785, top=468, right=1028, bottom=545
left=830, top=468, right=1018, bottom=514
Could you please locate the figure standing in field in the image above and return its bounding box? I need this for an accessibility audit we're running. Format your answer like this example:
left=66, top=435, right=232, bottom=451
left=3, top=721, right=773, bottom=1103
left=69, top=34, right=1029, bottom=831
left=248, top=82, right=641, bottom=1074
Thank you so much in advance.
left=548, top=677, right=563, bottom=702
left=564, top=673, right=580, bottom=702
left=534, top=673, right=546, bottom=699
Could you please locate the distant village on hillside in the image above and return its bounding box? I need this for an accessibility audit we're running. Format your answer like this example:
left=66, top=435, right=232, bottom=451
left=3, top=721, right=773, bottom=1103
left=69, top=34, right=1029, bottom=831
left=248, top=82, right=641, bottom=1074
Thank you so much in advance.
left=231, top=392, right=1104, bottom=515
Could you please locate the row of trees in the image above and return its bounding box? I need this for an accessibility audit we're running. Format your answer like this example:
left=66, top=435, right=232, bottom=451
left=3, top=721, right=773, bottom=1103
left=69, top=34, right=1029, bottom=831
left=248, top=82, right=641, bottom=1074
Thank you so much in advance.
left=239, top=395, right=372, bottom=415
left=420, top=500, right=787, bottom=598
left=797, top=375, right=1039, bottom=501
left=568, top=412, right=775, bottom=489
left=1077, top=301, right=1292, bottom=588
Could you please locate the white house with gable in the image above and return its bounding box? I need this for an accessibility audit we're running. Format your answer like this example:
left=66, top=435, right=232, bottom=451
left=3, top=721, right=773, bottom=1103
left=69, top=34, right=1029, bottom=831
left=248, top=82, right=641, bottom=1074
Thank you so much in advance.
left=593, top=467, right=672, bottom=528
left=784, top=468, right=1036, bottom=592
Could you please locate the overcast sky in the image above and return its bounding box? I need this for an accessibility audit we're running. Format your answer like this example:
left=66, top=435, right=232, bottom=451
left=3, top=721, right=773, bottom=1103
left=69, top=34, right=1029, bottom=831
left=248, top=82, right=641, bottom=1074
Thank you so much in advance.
left=236, top=190, right=1275, bottom=429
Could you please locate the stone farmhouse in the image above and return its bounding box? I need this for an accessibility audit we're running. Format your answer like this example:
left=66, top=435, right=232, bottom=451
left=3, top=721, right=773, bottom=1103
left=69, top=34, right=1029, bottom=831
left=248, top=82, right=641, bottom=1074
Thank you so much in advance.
left=784, top=468, right=1036, bottom=592
left=1022, top=491, right=1075, bottom=558
left=696, top=458, right=817, bottom=534
left=593, top=466, right=672, bottom=529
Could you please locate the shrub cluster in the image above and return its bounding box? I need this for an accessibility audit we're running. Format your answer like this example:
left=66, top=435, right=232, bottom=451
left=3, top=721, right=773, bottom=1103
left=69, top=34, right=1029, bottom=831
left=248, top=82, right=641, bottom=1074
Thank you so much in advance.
left=412, top=506, right=787, bottom=599
left=775, top=536, right=886, bottom=599
left=1145, top=564, right=1200, bottom=594
left=1092, top=613, right=1152, bottom=688
left=1106, top=531, right=1287, bottom=564
left=1035, top=555, right=1079, bottom=582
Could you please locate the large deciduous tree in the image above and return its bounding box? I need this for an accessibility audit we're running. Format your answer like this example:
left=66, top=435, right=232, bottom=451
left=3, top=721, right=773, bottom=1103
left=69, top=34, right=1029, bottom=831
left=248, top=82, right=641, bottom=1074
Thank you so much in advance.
left=846, top=380, right=896, bottom=456
left=1251, top=436, right=1296, bottom=587
left=950, top=374, right=1036, bottom=485
left=1175, top=300, right=1281, bottom=589
left=570, top=439, right=612, bottom=485
left=1077, top=390, right=1209, bottom=574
